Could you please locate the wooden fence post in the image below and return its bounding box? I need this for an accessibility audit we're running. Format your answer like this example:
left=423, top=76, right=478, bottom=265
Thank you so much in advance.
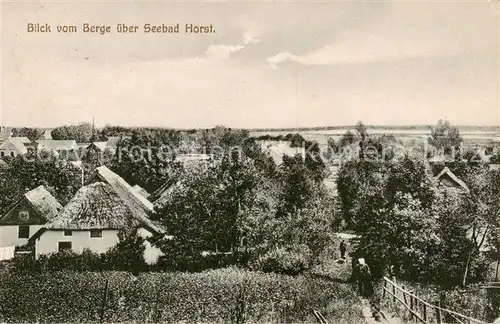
left=423, top=304, right=427, bottom=322
left=414, top=292, right=418, bottom=323
left=392, top=277, right=396, bottom=303
left=100, top=279, right=109, bottom=324
left=409, top=295, right=414, bottom=321
left=436, top=301, right=442, bottom=324
left=383, top=279, right=387, bottom=299
left=402, top=286, right=408, bottom=305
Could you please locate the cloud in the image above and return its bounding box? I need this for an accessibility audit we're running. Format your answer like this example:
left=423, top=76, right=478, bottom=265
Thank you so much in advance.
left=206, top=44, right=245, bottom=59
left=205, top=29, right=260, bottom=59
left=243, top=30, right=260, bottom=45
left=266, top=3, right=497, bottom=68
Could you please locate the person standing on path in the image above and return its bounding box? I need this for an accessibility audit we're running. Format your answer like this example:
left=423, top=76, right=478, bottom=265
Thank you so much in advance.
left=340, top=240, right=347, bottom=259
left=355, top=258, right=373, bottom=297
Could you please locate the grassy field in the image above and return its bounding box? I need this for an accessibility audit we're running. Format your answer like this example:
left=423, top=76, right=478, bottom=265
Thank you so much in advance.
left=0, top=266, right=365, bottom=323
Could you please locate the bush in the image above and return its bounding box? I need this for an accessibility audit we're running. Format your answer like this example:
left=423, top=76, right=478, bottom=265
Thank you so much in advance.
left=374, top=279, right=495, bottom=323
left=250, top=245, right=312, bottom=276
left=0, top=268, right=364, bottom=323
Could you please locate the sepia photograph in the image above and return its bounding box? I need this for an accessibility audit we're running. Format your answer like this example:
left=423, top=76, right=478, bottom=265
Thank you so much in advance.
left=0, top=0, right=499, bottom=323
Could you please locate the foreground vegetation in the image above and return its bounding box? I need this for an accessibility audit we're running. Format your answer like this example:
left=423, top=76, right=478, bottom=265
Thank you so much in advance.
left=0, top=268, right=364, bottom=323
left=373, top=279, right=499, bottom=323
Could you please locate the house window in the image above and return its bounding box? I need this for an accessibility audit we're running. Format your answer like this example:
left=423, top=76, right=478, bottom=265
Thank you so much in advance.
left=0, top=151, right=4, bottom=158
left=90, top=230, right=102, bottom=238
left=10, top=152, right=15, bottom=157
left=64, top=230, right=72, bottom=236
left=58, top=242, right=72, bottom=251
left=18, top=211, right=29, bottom=221
left=18, top=225, right=30, bottom=239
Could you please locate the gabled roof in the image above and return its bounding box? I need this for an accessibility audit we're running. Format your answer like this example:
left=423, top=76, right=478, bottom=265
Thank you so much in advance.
left=0, top=185, right=63, bottom=224
left=0, top=137, right=28, bottom=154
left=149, top=178, right=178, bottom=203
left=90, top=166, right=164, bottom=234
left=132, top=184, right=150, bottom=199
left=46, top=182, right=159, bottom=231
left=90, top=142, right=108, bottom=151
left=40, top=129, right=52, bottom=140
left=93, top=166, right=154, bottom=212
left=11, top=137, right=31, bottom=144
left=37, top=140, right=77, bottom=151
left=434, top=167, right=470, bottom=193
left=24, top=186, right=63, bottom=221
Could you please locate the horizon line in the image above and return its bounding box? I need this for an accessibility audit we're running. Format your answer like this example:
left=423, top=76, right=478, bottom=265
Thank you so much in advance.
left=2, top=123, right=500, bottom=131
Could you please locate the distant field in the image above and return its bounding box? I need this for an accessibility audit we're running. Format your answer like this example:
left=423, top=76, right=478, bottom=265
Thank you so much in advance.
left=251, top=126, right=500, bottom=146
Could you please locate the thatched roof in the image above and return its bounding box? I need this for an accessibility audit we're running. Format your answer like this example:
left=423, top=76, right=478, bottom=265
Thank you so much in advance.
left=47, top=182, right=160, bottom=232
left=24, top=186, right=63, bottom=221
left=89, top=166, right=164, bottom=233
left=0, top=185, right=63, bottom=224
left=132, top=185, right=150, bottom=199
left=93, top=166, right=154, bottom=212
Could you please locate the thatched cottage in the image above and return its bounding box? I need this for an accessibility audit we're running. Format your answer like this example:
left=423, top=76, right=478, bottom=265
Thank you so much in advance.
left=0, top=186, right=63, bottom=247
left=30, top=170, right=168, bottom=264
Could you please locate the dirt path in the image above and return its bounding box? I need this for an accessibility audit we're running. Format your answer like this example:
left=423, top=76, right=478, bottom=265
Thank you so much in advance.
left=361, top=298, right=402, bottom=324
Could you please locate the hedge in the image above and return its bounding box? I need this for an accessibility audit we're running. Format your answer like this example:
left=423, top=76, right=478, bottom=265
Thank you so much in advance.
left=0, top=268, right=363, bottom=323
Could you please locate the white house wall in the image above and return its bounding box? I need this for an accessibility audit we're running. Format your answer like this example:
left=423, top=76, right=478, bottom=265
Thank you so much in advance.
left=35, top=230, right=119, bottom=258
left=34, top=228, right=164, bottom=265
left=0, top=225, right=44, bottom=247
left=137, top=227, right=164, bottom=265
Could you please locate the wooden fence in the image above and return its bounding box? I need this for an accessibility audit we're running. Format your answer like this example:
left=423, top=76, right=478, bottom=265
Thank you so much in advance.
left=382, top=276, right=487, bottom=324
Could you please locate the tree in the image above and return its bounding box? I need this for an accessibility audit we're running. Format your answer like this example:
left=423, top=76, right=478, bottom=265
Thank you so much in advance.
left=339, top=131, right=358, bottom=148
left=109, top=134, right=182, bottom=193
left=336, top=159, right=386, bottom=228
left=276, top=155, right=316, bottom=217
left=0, top=164, right=22, bottom=211
left=154, top=158, right=264, bottom=270
left=355, top=193, right=440, bottom=279
left=385, top=154, right=435, bottom=210
left=11, top=128, right=44, bottom=142
left=355, top=121, right=368, bottom=142
left=4, top=151, right=82, bottom=205
left=51, top=122, right=94, bottom=143
left=104, top=229, right=148, bottom=274
left=490, top=149, right=500, bottom=164
left=428, top=119, right=463, bottom=156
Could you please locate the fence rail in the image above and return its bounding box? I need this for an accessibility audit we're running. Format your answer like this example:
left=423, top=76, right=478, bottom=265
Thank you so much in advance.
left=382, top=276, right=487, bottom=324
left=312, top=309, right=328, bottom=324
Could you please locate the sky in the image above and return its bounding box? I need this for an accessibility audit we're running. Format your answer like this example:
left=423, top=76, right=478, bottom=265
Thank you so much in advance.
left=1, top=0, right=499, bottom=129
